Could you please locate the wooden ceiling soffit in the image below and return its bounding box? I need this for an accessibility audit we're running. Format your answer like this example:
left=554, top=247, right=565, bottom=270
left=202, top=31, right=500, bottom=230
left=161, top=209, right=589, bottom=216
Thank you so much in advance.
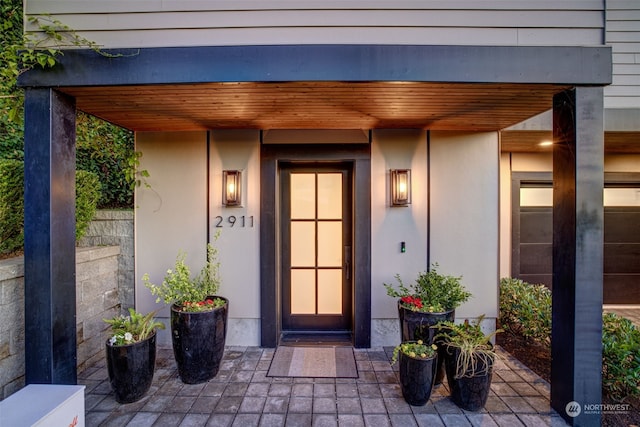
left=501, top=130, right=640, bottom=154
left=60, top=82, right=569, bottom=132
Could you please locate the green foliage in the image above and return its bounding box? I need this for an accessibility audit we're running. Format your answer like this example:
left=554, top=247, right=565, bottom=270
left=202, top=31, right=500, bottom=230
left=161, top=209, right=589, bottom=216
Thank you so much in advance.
left=0, top=160, right=101, bottom=255
left=499, top=277, right=551, bottom=345
left=1, top=3, right=138, bottom=208
left=602, top=312, right=640, bottom=401
left=144, top=234, right=224, bottom=312
left=435, top=315, right=502, bottom=379
left=104, top=307, right=165, bottom=346
left=0, top=159, right=24, bottom=255
left=76, top=112, right=137, bottom=208
left=391, top=340, right=437, bottom=365
left=75, top=170, right=102, bottom=241
left=384, top=263, right=471, bottom=312
left=0, top=0, right=25, bottom=158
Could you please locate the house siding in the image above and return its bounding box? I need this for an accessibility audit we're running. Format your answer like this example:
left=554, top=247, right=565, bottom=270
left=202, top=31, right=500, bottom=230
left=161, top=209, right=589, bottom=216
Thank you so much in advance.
left=25, top=1, right=604, bottom=48
left=606, top=0, right=640, bottom=108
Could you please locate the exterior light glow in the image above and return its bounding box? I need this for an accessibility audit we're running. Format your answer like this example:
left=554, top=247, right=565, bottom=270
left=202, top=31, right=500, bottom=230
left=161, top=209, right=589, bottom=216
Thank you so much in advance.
left=539, top=140, right=553, bottom=147
left=390, top=169, right=411, bottom=206
left=223, top=170, right=242, bottom=206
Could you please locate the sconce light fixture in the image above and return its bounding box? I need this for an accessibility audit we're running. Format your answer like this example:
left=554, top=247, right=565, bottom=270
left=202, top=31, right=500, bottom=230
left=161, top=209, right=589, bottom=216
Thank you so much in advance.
left=390, top=169, right=411, bottom=207
left=222, top=170, right=242, bottom=206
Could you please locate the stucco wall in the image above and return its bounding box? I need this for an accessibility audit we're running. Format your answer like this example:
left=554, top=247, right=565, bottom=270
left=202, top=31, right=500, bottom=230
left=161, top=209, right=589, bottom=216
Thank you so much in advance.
left=136, top=129, right=502, bottom=347
left=136, top=131, right=264, bottom=347
left=0, top=246, right=120, bottom=400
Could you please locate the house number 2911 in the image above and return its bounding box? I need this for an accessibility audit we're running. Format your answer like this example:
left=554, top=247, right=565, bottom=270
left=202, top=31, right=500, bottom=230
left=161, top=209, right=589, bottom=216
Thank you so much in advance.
left=214, top=215, right=254, bottom=228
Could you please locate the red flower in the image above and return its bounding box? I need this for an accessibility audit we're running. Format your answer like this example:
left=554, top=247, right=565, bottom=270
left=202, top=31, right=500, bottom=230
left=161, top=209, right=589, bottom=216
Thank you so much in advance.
left=401, top=296, right=423, bottom=310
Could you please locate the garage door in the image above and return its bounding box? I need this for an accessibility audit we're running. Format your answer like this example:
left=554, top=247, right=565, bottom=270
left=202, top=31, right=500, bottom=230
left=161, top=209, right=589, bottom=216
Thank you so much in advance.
left=512, top=173, right=640, bottom=304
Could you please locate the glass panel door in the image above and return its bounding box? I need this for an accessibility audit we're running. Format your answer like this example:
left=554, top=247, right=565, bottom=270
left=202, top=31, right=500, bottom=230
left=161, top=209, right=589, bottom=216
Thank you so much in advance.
left=281, top=164, right=352, bottom=331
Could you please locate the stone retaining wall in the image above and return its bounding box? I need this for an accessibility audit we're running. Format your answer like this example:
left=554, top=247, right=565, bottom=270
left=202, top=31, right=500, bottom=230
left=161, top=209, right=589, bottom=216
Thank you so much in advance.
left=79, top=210, right=134, bottom=312
left=0, top=246, right=120, bottom=399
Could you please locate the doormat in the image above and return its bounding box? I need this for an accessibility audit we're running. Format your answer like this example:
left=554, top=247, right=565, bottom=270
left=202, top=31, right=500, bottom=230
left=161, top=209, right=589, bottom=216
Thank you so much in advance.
left=267, top=346, right=358, bottom=378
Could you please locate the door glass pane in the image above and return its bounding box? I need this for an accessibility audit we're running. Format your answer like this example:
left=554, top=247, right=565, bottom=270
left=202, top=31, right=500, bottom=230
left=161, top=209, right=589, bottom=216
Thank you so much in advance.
left=291, top=174, right=315, bottom=219
left=318, top=173, right=342, bottom=219
left=318, top=221, right=342, bottom=267
left=520, top=188, right=552, bottom=207
left=318, top=269, right=342, bottom=314
left=291, top=269, right=316, bottom=314
left=604, top=188, right=640, bottom=206
left=291, top=222, right=315, bottom=266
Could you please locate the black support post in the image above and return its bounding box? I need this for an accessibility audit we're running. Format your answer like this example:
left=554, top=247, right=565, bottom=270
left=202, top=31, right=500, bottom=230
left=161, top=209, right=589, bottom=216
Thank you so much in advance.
left=551, top=87, right=604, bottom=426
left=23, top=88, right=77, bottom=384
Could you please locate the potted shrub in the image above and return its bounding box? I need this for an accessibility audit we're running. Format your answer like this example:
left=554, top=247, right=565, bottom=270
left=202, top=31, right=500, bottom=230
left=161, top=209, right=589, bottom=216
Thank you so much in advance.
left=143, top=238, right=228, bottom=384
left=435, top=315, right=502, bottom=411
left=384, top=263, right=471, bottom=382
left=391, top=340, right=439, bottom=406
left=104, top=308, right=165, bottom=403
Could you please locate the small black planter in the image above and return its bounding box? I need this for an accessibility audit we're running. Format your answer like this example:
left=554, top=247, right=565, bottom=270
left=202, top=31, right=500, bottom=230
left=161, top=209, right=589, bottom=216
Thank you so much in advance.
left=398, top=302, right=454, bottom=384
left=171, top=296, right=228, bottom=384
left=398, top=350, right=438, bottom=406
left=106, top=332, right=157, bottom=404
left=443, top=346, right=494, bottom=411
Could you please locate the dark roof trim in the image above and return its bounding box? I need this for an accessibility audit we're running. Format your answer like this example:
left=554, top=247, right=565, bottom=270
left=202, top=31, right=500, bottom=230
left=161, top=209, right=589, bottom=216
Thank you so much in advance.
left=18, top=44, right=612, bottom=88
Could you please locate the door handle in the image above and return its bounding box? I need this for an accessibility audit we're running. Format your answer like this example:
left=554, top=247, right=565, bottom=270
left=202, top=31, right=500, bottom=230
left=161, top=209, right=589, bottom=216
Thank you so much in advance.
left=344, top=246, right=352, bottom=280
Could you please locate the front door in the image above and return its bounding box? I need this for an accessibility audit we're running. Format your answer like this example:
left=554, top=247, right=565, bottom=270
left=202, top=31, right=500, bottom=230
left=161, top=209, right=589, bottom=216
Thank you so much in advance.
left=280, top=163, right=353, bottom=334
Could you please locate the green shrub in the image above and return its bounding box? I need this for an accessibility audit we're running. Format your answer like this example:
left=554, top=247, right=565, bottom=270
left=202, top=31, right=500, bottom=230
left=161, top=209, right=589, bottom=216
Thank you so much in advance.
left=0, top=160, right=101, bottom=255
left=499, top=277, right=551, bottom=345
left=76, top=112, right=135, bottom=208
left=76, top=170, right=101, bottom=241
left=0, top=159, right=24, bottom=255
left=602, top=312, right=640, bottom=401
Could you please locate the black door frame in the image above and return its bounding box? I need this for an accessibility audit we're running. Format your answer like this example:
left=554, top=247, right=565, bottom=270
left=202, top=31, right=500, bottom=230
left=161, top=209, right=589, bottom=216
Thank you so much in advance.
left=260, top=143, right=371, bottom=348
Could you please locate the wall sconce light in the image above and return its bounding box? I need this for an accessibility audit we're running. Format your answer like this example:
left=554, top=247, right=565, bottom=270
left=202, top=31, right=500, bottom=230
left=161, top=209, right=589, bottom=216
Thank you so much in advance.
left=390, top=169, right=411, bottom=207
left=223, top=170, right=242, bottom=206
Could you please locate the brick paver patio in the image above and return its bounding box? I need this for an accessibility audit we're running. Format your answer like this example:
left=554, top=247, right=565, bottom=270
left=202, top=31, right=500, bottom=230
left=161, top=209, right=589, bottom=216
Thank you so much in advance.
left=80, top=345, right=570, bottom=426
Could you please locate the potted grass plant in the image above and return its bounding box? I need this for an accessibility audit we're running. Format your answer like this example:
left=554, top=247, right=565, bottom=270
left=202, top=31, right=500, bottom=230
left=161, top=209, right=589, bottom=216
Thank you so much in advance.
left=143, top=236, right=228, bottom=384
left=435, top=315, right=502, bottom=411
left=104, top=308, right=165, bottom=403
left=391, top=340, right=439, bottom=406
left=385, top=262, right=471, bottom=383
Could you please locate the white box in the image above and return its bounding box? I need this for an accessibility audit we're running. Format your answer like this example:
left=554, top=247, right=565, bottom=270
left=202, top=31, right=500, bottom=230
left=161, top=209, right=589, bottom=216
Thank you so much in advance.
left=0, top=384, right=85, bottom=427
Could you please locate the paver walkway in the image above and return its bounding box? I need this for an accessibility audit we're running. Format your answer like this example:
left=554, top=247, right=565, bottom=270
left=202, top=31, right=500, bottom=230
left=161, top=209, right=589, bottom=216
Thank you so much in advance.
left=81, top=346, right=569, bottom=427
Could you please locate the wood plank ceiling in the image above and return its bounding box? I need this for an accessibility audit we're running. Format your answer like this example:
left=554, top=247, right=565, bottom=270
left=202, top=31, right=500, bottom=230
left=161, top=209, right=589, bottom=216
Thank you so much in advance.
left=63, top=81, right=565, bottom=132
left=61, top=81, right=640, bottom=153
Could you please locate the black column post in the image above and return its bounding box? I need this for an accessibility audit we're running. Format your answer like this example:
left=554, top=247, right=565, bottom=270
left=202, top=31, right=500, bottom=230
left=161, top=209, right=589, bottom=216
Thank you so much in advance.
left=23, top=88, right=77, bottom=384
left=551, top=87, right=604, bottom=425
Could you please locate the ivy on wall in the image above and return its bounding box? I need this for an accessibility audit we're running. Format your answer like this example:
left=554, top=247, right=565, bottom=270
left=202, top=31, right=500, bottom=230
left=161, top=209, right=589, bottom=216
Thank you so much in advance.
left=1, top=0, right=140, bottom=209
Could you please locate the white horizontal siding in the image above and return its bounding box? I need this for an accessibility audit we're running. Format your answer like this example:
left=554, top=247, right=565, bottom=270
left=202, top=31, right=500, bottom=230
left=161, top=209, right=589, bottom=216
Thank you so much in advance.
left=27, top=1, right=605, bottom=14
left=25, top=0, right=604, bottom=49
left=606, top=0, right=640, bottom=109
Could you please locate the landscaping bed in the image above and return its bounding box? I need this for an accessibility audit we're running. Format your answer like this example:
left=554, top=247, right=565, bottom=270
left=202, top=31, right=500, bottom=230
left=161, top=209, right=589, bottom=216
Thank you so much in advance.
left=498, top=278, right=640, bottom=427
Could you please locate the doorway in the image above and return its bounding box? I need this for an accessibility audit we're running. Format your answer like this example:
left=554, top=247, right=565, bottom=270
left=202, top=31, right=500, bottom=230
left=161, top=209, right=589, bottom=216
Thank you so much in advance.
left=259, top=143, right=371, bottom=348
left=280, top=164, right=353, bottom=340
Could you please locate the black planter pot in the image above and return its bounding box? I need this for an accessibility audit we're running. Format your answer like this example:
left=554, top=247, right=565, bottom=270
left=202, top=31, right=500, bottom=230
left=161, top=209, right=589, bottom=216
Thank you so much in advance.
left=443, top=345, right=494, bottom=411
left=106, top=332, right=157, bottom=404
left=398, top=302, right=455, bottom=384
left=398, top=350, right=438, bottom=406
left=171, top=296, right=228, bottom=384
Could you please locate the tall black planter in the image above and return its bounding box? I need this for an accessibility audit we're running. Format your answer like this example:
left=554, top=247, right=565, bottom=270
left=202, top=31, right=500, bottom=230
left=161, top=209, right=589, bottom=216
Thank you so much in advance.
left=398, top=350, right=438, bottom=406
left=443, top=346, right=494, bottom=411
left=106, top=332, right=157, bottom=404
left=398, top=302, right=454, bottom=384
left=171, top=296, right=228, bottom=384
